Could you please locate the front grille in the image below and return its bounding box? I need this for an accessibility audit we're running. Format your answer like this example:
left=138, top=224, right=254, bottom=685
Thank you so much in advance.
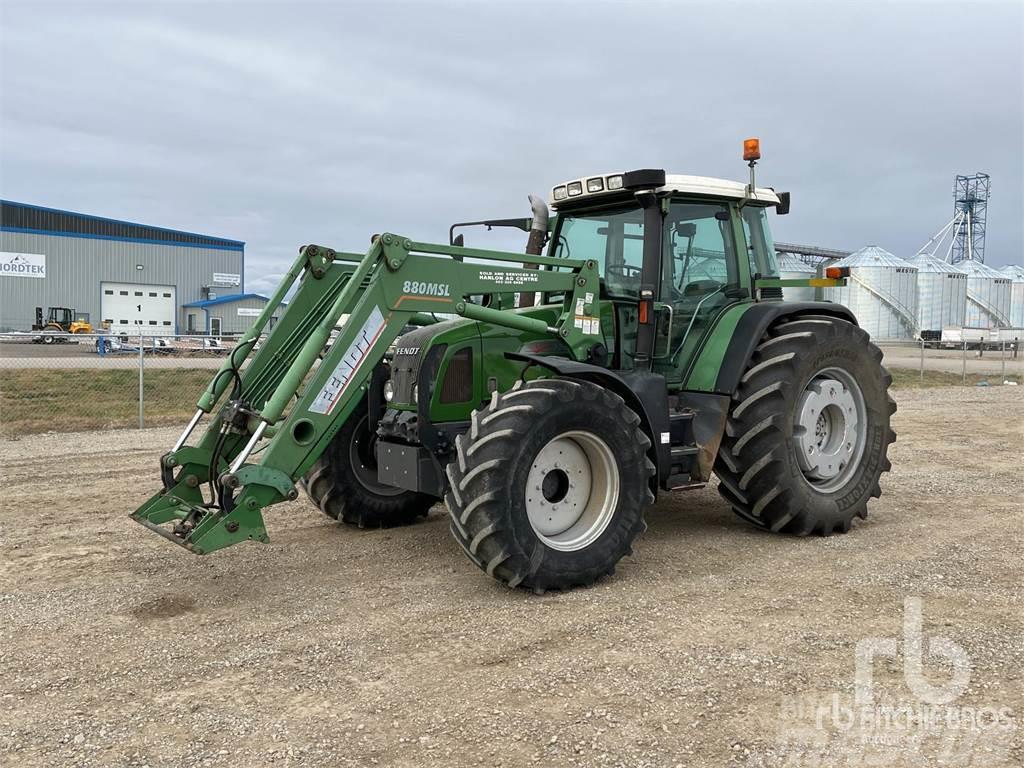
left=440, top=347, right=473, bottom=403
left=388, top=325, right=448, bottom=405
left=390, top=352, right=420, bottom=404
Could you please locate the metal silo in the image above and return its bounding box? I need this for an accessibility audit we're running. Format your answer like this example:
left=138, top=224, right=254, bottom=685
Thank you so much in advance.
left=907, top=253, right=967, bottom=337
left=1000, top=265, right=1024, bottom=327
left=823, top=246, right=918, bottom=340
left=958, top=259, right=1011, bottom=328
left=777, top=253, right=817, bottom=302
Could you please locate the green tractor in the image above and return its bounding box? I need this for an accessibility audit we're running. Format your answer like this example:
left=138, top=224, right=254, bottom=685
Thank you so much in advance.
left=133, top=145, right=895, bottom=592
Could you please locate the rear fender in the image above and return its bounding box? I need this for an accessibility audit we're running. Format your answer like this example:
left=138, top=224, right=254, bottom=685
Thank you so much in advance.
left=711, top=302, right=858, bottom=396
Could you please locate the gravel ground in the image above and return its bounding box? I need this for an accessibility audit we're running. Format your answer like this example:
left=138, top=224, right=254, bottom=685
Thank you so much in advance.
left=0, top=386, right=1021, bottom=767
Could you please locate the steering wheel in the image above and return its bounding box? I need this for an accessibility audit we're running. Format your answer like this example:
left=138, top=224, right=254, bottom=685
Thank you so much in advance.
left=605, top=264, right=641, bottom=280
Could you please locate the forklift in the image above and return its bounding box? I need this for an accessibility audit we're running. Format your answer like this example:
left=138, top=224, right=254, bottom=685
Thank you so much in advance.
left=32, top=306, right=93, bottom=343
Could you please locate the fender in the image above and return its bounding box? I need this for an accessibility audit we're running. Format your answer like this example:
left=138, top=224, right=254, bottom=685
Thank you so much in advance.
left=505, top=352, right=670, bottom=494
left=712, top=302, right=858, bottom=395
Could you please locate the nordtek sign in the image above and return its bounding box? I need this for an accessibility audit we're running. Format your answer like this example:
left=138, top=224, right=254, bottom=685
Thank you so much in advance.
left=0, top=252, right=46, bottom=278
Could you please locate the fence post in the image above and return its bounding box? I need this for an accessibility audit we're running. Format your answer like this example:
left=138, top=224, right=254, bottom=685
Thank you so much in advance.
left=138, top=327, right=145, bottom=429
left=1001, top=340, right=1006, bottom=382
left=919, top=338, right=924, bottom=383
left=961, top=339, right=967, bottom=385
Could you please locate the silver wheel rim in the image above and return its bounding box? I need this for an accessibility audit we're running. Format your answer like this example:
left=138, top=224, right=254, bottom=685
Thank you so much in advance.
left=525, top=430, right=620, bottom=552
left=794, top=367, right=867, bottom=493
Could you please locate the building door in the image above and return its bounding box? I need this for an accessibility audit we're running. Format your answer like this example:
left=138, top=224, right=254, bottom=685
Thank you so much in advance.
left=210, top=316, right=222, bottom=338
left=102, top=282, right=176, bottom=336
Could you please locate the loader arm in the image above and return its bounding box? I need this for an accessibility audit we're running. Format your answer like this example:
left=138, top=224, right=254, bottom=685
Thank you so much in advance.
left=132, top=234, right=602, bottom=554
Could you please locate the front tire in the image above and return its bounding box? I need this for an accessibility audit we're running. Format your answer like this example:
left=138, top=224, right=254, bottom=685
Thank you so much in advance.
left=715, top=315, right=896, bottom=535
left=445, top=378, right=654, bottom=592
left=302, top=398, right=435, bottom=528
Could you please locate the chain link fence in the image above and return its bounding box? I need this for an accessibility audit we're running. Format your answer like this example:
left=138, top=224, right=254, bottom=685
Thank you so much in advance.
left=1, top=331, right=1020, bottom=438
left=0, top=331, right=238, bottom=437
left=876, top=338, right=1022, bottom=388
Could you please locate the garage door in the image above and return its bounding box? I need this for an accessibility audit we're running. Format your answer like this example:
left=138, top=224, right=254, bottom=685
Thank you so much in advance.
left=101, top=283, right=177, bottom=336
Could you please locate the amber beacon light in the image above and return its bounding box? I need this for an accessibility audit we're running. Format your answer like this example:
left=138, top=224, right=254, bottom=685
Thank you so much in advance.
left=743, top=138, right=761, bottom=162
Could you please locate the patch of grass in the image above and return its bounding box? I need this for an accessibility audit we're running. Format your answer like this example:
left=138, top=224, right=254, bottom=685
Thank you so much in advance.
left=2, top=366, right=1018, bottom=437
left=888, top=367, right=1020, bottom=389
left=0, top=368, right=214, bottom=436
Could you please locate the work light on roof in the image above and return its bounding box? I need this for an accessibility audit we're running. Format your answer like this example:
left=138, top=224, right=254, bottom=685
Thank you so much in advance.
left=567, top=181, right=583, bottom=197
left=553, top=185, right=568, bottom=201
left=606, top=174, right=623, bottom=190
left=586, top=177, right=604, bottom=193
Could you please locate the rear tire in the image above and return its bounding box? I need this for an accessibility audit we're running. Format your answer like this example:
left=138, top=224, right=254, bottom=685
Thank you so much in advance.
left=445, top=378, right=654, bottom=592
left=302, top=398, right=435, bottom=528
left=714, top=315, right=896, bottom=535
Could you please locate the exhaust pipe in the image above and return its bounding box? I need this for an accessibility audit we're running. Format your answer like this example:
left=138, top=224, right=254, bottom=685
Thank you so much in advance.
left=520, top=194, right=549, bottom=308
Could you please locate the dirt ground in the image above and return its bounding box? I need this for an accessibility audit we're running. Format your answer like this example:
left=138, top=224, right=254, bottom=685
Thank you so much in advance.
left=1, top=386, right=1021, bottom=768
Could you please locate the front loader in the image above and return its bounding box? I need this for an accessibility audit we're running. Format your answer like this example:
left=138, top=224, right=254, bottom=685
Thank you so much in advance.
left=134, top=143, right=896, bottom=592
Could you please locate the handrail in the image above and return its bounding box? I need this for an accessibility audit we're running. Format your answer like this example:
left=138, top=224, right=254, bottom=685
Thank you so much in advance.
left=965, top=288, right=1010, bottom=327
left=849, top=272, right=918, bottom=333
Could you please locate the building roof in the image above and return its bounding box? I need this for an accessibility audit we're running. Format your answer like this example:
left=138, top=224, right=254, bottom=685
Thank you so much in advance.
left=908, top=253, right=966, bottom=275
left=182, top=293, right=270, bottom=308
left=776, top=253, right=816, bottom=272
left=835, top=246, right=914, bottom=269
left=999, top=264, right=1024, bottom=282
left=0, top=199, right=244, bottom=251
left=956, top=259, right=1010, bottom=280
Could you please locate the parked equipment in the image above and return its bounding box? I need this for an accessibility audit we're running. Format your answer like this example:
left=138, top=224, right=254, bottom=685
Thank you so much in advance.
left=32, top=306, right=93, bottom=343
left=133, top=142, right=896, bottom=592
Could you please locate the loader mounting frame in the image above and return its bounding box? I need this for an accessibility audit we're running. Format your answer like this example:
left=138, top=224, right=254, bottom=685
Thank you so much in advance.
left=132, top=234, right=602, bottom=554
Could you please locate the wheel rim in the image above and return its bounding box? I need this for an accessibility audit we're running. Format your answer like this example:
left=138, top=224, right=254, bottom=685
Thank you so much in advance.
left=794, top=367, right=867, bottom=493
left=349, top=413, right=405, bottom=497
left=525, top=430, right=620, bottom=552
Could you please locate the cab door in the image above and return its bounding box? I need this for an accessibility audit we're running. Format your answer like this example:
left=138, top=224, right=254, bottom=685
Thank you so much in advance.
left=652, top=199, right=749, bottom=386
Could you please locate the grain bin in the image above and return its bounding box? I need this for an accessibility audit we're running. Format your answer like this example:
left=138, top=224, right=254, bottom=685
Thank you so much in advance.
left=823, top=246, right=917, bottom=340
left=1000, top=264, right=1024, bottom=327
left=908, top=254, right=967, bottom=336
left=958, top=259, right=1011, bottom=328
left=777, top=253, right=817, bottom=302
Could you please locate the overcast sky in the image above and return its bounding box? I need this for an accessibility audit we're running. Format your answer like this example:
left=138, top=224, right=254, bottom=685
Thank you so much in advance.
left=2, top=1, right=1021, bottom=293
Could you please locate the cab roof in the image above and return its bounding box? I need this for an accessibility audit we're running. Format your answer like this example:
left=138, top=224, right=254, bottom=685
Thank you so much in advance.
left=550, top=172, right=781, bottom=208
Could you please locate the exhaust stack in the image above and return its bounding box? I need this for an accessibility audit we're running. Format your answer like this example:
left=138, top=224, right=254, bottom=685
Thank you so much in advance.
left=520, top=194, right=549, bottom=308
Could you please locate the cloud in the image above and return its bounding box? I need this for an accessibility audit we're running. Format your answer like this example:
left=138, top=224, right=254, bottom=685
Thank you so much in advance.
left=1, top=0, right=1020, bottom=292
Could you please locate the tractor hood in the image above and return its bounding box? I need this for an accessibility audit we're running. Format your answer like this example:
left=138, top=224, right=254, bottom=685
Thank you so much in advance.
left=386, top=305, right=562, bottom=414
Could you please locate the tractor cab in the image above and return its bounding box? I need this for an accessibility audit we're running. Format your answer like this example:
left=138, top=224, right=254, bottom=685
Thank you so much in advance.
left=544, top=169, right=786, bottom=384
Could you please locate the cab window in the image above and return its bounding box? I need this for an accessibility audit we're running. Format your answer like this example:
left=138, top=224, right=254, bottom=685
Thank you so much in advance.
left=552, top=205, right=644, bottom=299
left=662, top=201, right=738, bottom=296
left=740, top=205, right=779, bottom=278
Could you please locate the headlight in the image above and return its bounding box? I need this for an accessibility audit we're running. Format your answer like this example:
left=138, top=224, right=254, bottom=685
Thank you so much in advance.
left=567, top=181, right=583, bottom=196
left=552, top=185, right=568, bottom=201
left=411, top=383, right=418, bottom=404
left=606, top=174, right=624, bottom=190
left=586, top=177, right=604, bottom=193
left=383, top=380, right=394, bottom=402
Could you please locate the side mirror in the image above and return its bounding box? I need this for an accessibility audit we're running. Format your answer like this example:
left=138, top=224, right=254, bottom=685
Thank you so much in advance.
left=776, top=192, right=791, bottom=215
left=453, top=234, right=465, bottom=247
left=675, top=222, right=697, bottom=238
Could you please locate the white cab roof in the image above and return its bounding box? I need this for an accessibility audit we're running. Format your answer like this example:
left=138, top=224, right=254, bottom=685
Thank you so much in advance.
left=550, top=172, right=781, bottom=207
